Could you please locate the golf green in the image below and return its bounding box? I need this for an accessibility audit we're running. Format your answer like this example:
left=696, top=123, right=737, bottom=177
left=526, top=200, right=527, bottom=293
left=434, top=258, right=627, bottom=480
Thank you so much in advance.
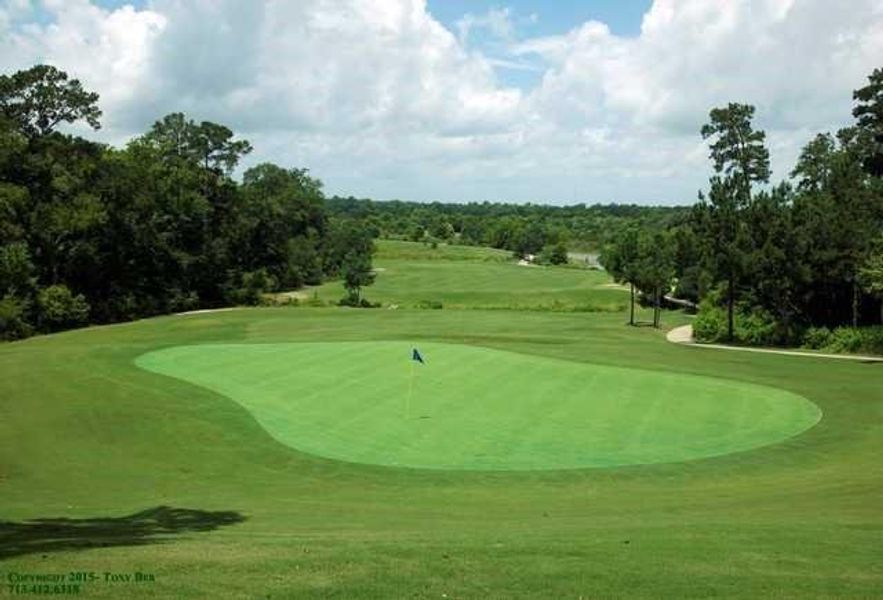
left=135, top=341, right=821, bottom=470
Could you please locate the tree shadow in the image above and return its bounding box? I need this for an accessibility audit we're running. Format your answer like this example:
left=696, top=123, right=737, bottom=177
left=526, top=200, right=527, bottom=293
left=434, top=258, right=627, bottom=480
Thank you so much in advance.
left=0, top=505, right=246, bottom=560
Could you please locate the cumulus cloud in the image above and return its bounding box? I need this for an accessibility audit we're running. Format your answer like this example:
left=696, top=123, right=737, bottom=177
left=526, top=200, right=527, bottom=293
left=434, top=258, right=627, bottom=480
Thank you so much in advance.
left=517, top=0, right=883, bottom=185
left=0, top=0, right=166, bottom=140
left=0, top=0, right=881, bottom=203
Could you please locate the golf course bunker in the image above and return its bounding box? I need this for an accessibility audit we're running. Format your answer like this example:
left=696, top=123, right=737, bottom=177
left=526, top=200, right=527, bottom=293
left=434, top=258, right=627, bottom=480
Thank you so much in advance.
left=135, top=341, right=821, bottom=470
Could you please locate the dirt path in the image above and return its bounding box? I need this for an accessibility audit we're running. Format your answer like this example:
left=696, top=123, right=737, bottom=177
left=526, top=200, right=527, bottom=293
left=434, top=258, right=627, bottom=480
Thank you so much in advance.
left=666, top=324, right=883, bottom=363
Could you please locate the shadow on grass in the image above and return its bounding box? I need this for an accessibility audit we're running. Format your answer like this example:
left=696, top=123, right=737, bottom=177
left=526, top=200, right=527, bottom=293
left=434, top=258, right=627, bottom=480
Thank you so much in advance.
left=0, top=506, right=246, bottom=560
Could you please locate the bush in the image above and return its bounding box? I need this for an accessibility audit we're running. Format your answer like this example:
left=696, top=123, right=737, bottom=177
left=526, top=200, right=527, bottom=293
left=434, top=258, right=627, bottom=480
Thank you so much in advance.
left=337, top=294, right=379, bottom=308
left=168, top=289, right=199, bottom=313
left=0, top=295, right=33, bottom=340
left=228, top=269, right=277, bottom=306
left=538, top=242, right=569, bottom=265
left=824, top=326, right=883, bottom=355
left=693, top=301, right=727, bottom=342
left=736, top=308, right=782, bottom=346
left=36, top=284, right=89, bottom=332
left=693, top=301, right=790, bottom=346
left=415, top=299, right=443, bottom=309
left=801, top=326, right=833, bottom=350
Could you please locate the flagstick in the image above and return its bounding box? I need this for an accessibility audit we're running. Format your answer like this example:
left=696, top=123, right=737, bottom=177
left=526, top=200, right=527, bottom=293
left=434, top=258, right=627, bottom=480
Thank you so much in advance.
left=407, top=359, right=414, bottom=419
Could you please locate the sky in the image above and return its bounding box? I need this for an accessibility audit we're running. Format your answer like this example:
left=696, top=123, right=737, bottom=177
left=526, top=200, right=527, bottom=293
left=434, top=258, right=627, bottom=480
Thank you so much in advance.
left=1, top=1, right=881, bottom=205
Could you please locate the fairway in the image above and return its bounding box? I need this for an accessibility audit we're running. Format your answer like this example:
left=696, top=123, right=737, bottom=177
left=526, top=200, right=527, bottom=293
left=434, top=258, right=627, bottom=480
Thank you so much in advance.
left=136, top=341, right=821, bottom=470
left=306, top=240, right=626, bottom=311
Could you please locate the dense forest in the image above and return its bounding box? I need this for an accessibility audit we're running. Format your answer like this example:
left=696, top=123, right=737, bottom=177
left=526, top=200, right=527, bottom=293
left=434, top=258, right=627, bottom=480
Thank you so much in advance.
left=0, top=65, right=375, bottom=340
left=602, top=67, right=883, bottom=353
left=326, top=196, right=689, bottom=261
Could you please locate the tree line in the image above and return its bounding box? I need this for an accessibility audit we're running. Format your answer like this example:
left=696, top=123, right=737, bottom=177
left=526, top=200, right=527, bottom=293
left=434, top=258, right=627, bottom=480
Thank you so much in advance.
left=602, top=67, right=883, bottom=352
left=0, top=65, right=375, bottom=340
left=326, top=196, right=688, bottom=262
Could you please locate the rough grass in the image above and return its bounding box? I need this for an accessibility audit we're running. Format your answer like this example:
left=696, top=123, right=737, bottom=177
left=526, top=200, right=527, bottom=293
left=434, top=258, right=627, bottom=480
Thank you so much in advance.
left=1, top=258, right=881, bottom=597
left=375, top=239, right=513, bottom=262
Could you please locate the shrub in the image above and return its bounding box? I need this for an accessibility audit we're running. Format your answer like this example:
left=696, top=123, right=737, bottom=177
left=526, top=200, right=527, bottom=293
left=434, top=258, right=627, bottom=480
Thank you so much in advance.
left=802, top=326, right=833, bottom=350
left=338, top=295, right=379, bottom=308
left=693, top=301, right=789, bottom=346
left=229, top=269, right=277, bottom=306
left=415, top=299, right=443, bottom=309
left=736, top=308, right=783, bottom=346
left=538, top=242, right=569, bottom=265
left=36, top=284, right=89, bottom=332
left=168, top=289, right=199, bottom=313
left=0, top=295, right=33, bottom=340
left=824, top=326, right=883, bottom=355
left=825, top=327, right=864, bottom=353
left=693, top=301, right=727, bottom=342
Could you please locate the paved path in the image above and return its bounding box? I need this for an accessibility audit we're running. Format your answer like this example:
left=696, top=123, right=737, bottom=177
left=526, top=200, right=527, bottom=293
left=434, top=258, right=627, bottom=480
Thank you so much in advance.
left=666, top=325, right=883, bottom=363
left=176, top=307, right=240, bottom=316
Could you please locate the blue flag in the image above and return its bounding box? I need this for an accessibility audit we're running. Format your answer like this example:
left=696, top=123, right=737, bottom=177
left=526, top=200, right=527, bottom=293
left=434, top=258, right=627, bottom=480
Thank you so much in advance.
left=412, top=348, right=425, bottom=364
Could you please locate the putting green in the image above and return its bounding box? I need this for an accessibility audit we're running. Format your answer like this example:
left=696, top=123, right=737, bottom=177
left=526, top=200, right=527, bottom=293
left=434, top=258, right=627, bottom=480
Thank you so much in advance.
left=135, top=341, right=821, bottom=470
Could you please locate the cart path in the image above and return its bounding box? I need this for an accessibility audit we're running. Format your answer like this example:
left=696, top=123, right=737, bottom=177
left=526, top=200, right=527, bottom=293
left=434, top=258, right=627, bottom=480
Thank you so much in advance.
left=665, top=325, right=883, bottom=363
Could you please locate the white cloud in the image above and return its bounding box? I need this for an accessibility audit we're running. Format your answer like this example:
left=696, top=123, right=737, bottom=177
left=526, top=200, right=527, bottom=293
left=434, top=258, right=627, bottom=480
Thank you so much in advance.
left=0, top=0, right=881, bottom=203
left=1, top=0, right=166, bottom=142
left=517, top=0, right=883, bottom=192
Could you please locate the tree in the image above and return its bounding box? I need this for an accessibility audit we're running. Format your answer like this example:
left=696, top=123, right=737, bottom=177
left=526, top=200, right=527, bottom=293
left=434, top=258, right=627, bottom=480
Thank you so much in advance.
left=0, top=242, right=35, bottom=297
left=323, top=221, right=376, bottom=306
left=0, top=64, right=101, bottom=137
left=791, top=127, right=877, bottom=326
left=635, top=230, right=675, bottom=328
left=701, top=103, right=771, bottom=200
left=239, top=163, right=326, bottom=288
left=191, top=120, right=253, bottom=174
left=670, top=224, right=704, bottom=303
left=743, top=182, right=804, bottom=335
left=698, top=103, right=770, bottom=341
left=341, top=251, right=376, bottom=306
left=539, top=241, right=569, bottom=265
left=860, top=237, right=883, bottom=323
left=852, top=67, right=883, bottom=177
left=600, top=226, right=640, bottom=325
left=141, top=112, right=252, bottom=173
left=791, top=133, right=836, bottom=194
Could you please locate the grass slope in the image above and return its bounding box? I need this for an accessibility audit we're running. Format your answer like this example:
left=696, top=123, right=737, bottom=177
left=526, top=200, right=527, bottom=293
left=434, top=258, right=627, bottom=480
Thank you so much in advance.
left=136, top=341, right=819, bottom=470
left=1, top=254, right=881, bottom=597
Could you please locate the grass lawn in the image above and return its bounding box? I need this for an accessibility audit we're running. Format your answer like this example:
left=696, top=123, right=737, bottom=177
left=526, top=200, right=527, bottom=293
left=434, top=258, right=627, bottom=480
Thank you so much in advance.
left=1, top=244, right=881, bottom=598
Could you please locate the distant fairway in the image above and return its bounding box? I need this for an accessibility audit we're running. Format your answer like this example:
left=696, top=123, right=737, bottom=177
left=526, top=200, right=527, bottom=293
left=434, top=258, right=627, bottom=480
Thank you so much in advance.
left=308, top=240, right=625, bottom=311
left=136, top=341, right=820, bottom=470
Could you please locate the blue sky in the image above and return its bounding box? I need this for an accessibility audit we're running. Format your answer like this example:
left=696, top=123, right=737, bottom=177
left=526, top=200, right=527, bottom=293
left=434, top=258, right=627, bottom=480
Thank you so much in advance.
left=3, top=1, right=880, bottom=205
left=427, top=1, right=652, bottom=90
left=427, top=1, right=651, bottom=37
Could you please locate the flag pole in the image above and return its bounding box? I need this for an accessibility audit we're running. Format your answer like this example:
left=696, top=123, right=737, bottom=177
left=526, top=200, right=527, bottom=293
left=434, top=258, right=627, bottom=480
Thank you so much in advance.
left=407, top=358, right=414, bottom=419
